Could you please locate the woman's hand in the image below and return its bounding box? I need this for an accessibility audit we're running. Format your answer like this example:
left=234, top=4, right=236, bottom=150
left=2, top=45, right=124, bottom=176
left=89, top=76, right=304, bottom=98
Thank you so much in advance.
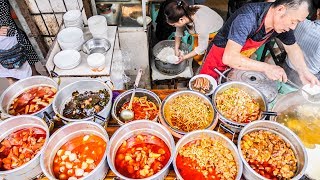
left=0, top=26, right=9, bottom=36
left=175, top=54, right=185, bottom=64
left=175, top=48, right=181, bottom=57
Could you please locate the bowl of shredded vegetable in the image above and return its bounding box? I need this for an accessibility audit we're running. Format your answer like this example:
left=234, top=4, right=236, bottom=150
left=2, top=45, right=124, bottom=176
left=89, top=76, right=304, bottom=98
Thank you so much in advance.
left=111, top=88, right=161, bottom=125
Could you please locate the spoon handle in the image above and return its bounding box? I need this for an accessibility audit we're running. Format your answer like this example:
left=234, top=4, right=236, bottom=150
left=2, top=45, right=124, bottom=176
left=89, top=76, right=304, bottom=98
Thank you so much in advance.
left=128, top=69, right=143, bottom=110
left=287, top=79, right=312, bottom=96
left=214, top=68, right=232, bottom=81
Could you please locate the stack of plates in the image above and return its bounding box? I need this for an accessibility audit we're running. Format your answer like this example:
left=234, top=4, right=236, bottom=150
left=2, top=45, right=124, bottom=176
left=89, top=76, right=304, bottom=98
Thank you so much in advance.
left=63, top=10, right=84, bottom=29
left=54, top=50, right=81, bottom=70
left=57, top=27, right=84, bottom=50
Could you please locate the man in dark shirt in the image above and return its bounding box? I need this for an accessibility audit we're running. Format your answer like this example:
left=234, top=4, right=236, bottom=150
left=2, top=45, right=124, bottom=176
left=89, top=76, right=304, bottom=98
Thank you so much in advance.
left=199, top=0, right=320, bottom=86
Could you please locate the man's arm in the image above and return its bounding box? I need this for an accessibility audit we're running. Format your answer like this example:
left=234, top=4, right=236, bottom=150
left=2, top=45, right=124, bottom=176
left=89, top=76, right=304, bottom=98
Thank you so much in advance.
left=222, top=39, right=288, bottom=81
left=283, top=43, right=320, bottom=85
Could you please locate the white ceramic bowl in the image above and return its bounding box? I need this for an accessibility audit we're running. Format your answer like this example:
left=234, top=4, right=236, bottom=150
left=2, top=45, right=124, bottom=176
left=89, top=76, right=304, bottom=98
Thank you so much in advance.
left=54, top=50, right=81, bottom=69
left=302, top=84, right=320, bottom=103
left=189, top=74, right=217, bottom=96
left=63, top=10, right=82, bottom=22
left=87, top=53, right=106, bottom=72
left=57, top=27, right=84, bottom=50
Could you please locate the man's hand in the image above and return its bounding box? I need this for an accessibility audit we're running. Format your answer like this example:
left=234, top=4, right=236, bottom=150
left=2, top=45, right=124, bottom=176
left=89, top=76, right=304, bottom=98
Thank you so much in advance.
left=298, top=71, right=320, bottom=86
left=0, top=26, right=9, bottom=36
left=264, top=64, right=288, bottom=82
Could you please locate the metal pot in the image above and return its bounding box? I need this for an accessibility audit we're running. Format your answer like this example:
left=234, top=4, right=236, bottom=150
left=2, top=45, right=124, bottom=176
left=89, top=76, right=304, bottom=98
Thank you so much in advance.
left=237, top=120, right=308, bottom=180
left=153, top=40, right=190, bottom=75
left=0, top=76, right=58, bottom=120
left=111, top=88, right=161, bottom=126
left=40, top=121, right=109, bottom=180
left=52, top=80, right=113, bottom=125
left=0, top=115, right=50, bottom=179
left=159, top=90, right=218, bottom=137
left=107, top=120, right=175, bottom=180
left=173, top=130, right=243, bottom=180
left=212, top=81, right=268, bottom=133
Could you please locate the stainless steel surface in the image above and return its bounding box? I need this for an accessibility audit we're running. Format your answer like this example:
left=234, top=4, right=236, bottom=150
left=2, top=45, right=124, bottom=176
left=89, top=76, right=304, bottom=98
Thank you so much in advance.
left=40, top=121, right=109, bottom=180
left=119, top=69, right=143, bottom=121
left=212, top=81, right=268, bottom=133
left=82, top=38, right=111, bottom=55
left=0, top=76, right=58, bottom=119
left=310, top=92, right=320, bottom=102
left=107, top=120, right=175, bottom=180
left=0, top=115, right=50, bottom=179
left=52, top=80, right=113, bottom=125
left=173, top=130, right=243, bottom=180
left=159, top=90, right=217, bottom=135
left=153, top=40, right=190, bottom=76
left=112, top=88, right=161, bottom=126
left=237, top=120, right=308, bottom=180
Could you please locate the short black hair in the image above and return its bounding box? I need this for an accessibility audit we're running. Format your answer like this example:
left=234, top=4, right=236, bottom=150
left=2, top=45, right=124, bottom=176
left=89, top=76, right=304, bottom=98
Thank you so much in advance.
left=272, top=0, right=313, bottom=12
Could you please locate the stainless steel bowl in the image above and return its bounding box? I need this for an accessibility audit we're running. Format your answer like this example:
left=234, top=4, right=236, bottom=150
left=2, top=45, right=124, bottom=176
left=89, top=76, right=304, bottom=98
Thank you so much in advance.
left=111, top=88, right=161, bottom=126
left=153, top=40, right=191, bottom=76
left=52, top=80, right=113, bottom=125
left=82, top=38, right=111, bottom=55
left=159, top=90, right=217, bottom=136
left=0, top=76, right=58, bottom=119
left=237, top=120, right=308, bottom=180
left=0, top=115, right=50, bottom=179
left=40, top=121, right=109, bottom=180
left=173, top=130, right=243, bottom=180
left=212, top=81, right=268, bottom=133
left=107, top=120, right=175, bottom=180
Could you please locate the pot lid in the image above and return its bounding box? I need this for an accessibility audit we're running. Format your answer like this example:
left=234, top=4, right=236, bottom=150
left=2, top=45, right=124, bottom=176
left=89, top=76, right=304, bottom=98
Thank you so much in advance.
left=227, top=69, right=278, bottom=102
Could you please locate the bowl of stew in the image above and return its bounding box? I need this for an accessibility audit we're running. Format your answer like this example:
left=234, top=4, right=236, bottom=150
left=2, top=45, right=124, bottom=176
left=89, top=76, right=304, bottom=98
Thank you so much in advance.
left=40, top=121, right=109, bottom=180
left=0, top=115, right=49, bottom=179
left=107, top=120, right=175, bottom=179
left=173, top=130, right=243, bottom=180
left=111, top=88, right=161, bottom=125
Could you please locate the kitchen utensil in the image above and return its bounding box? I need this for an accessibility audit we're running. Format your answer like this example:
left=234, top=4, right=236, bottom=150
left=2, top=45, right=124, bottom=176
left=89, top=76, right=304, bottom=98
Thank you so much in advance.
left=188, top=74, right=217, bottom=96
left=119, top=69, right=143, bottom=121
left=54, top=50, right=81, bottom=69
left=287, top=79, right=313, bottom=97
left=82, top=38, right=111, bottom=55
left=214, top=68, right=232, bottom=81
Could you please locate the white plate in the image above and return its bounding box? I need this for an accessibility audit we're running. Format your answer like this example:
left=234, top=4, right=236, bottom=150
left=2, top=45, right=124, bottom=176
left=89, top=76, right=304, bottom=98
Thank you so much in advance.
left=302, top=84, right=320, bottom=103
left=189, top=74, right=217, bottom=96
left=54, top=50, right=81, bottom=70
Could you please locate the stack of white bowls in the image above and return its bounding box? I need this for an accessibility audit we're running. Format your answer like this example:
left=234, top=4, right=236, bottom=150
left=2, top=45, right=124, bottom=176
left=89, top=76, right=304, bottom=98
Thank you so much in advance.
left=88, top=15, right=108, bottom=38
left=57, top=27, right=84, bottom=50
left=63, top=10, right=84, bottom=29
left=53, top=50, right=81, bottom=70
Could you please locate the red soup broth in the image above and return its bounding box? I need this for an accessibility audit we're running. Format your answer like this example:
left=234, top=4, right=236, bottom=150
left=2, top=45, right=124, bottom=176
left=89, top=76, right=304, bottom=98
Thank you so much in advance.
left=0, top=127, right=46, bottom=171
left=52, top=134, right=106, bottom=180
left=115, top=134, right=170, bottom=178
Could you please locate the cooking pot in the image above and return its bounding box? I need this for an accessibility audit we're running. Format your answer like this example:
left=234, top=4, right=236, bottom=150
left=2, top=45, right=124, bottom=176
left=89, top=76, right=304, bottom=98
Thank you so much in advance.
left=0, top=76, right=58, bottom=120
left=52, top=80, right=112, bottom=125
left=153, top=40, right=191, bottom=75
left=212, top=81, right=268, bottom=133
left=238, top=120, right=308, bottom=180
left=0, top=115, right=50, bottom=179
left=40, top=121, right=109, bottom=180
left=107, top=120, right=175, bottom=180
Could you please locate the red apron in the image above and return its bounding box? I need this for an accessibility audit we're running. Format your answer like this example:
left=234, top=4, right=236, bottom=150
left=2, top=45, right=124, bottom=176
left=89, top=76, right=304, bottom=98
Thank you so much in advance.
left=199, top=17, right=273, bottom=79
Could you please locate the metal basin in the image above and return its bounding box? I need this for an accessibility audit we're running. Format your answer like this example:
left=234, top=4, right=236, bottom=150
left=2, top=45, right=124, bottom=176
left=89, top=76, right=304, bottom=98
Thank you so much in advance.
left=111, top=88, right=161, bottom=126
left=212, top=81, right=268, bottom=133
left=159, top=90, right=218, bottom=137
left=0, top=76, right=58, bottom=119
left=40, top=121, right=109, bottom=180
left=82, top=38, right=111, bottom=55
left=237, top=120, right=308, bottom=180
left=0, top=115, right=50, bottom=179
left=173, top=130, right=243, bottom=180
left=52, top=80, right=113, bottom=125
left=107, top=120, right=175, bottom=180
left=153, top=40, right=190, bottom=75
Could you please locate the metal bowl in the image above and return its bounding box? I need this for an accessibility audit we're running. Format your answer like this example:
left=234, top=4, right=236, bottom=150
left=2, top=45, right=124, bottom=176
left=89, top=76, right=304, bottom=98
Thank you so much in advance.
left=159, top=90, right=217, bottom=137
left=82, top=38, right=111, bottom=55
left=153, top=40, right=190, bottom=76
left=40, top=121, right=109, bottom=180
left=0, top=76, right=58, bottom=119
left=173, top=130, right=243, bottom=180
left=212, top=81, right=268, bottom=133
left=107, top=120, right=175, bottom=180
left=111, top=88, right=161, bottom=126
left=0, top=115, right=50, bottom=179
left=52, top=80, right=113, bottom=125
left=237, top=120, right=308, bottom=180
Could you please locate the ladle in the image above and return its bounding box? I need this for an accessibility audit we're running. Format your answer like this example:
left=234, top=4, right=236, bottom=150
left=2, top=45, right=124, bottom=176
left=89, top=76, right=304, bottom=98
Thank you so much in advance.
left=119, top=69, right=143, bottom=121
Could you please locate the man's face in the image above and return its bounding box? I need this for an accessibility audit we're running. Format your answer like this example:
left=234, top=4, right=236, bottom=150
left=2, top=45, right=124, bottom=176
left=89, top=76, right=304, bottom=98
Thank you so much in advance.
left=273, top=3, right=309, bottom=33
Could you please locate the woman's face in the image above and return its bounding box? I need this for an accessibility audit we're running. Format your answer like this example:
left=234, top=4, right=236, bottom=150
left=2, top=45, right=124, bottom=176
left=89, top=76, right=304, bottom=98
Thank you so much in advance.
left=167, top=17, right=187, bottom=28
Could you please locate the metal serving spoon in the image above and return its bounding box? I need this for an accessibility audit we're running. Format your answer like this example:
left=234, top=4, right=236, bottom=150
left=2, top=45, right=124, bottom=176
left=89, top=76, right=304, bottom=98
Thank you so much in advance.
left=119, top=69, right=143, bottom=121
